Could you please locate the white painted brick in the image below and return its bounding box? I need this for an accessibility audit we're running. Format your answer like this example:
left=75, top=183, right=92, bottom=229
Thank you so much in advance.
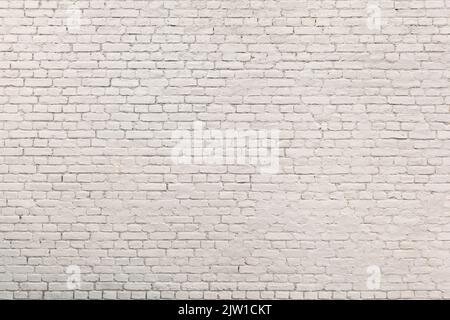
left=0, top=0, right=449, bottom=300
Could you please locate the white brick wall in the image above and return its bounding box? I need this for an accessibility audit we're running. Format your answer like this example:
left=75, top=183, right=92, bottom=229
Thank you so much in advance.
left=1, top=0, right=450, bottom=299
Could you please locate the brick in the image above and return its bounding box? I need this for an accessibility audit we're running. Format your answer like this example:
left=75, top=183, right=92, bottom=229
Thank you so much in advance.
left=0, top=0, right=449, bottom=301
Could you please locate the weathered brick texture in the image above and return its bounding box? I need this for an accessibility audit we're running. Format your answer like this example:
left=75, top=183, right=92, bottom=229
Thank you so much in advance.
left=1, top=0, right=450, bottom=299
